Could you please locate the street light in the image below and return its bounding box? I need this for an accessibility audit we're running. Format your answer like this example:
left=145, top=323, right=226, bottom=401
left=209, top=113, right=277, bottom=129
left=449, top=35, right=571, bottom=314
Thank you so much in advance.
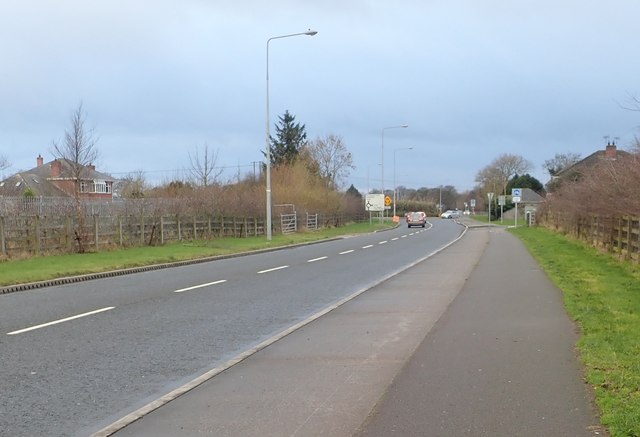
left=380, top=124, right=408, bottom=195
left=393, top=146, right=413, bottom=217
left=265, top=29, right=317, bottom=240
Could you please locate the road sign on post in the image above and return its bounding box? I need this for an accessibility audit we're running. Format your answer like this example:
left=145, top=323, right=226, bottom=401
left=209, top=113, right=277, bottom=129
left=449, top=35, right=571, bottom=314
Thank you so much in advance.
left=511, top=188, right=521, bottom=203
left=365, top=194, right=385, bottom=212
left=511, top=188, right=522, bottom=227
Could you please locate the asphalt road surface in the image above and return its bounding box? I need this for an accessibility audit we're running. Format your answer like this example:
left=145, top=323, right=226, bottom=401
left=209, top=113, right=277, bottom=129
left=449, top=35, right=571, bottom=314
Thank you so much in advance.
left=108, top=224, right=603, bottom=437
left=0, top=219, right=463, bottom=437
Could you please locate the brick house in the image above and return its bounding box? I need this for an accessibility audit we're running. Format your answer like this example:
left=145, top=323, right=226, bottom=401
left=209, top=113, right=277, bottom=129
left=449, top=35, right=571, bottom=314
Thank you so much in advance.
left=0, top=155, right=114, bottom=199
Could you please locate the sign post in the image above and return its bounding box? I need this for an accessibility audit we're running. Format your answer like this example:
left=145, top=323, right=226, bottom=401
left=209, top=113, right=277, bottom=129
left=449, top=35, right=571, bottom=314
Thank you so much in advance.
left=498, top=195, right=506, bottom=223
left=511, top=188, right=522, bottom=227
left=365, top=194, right=385, bottom=225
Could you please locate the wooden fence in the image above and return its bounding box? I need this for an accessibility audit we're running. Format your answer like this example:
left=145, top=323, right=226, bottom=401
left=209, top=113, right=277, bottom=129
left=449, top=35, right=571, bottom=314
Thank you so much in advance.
left=547, top=214, right=640, bottom=263
left=0, top=211, right=368, bottom=257
left=0, top=214, right=266, bottom=256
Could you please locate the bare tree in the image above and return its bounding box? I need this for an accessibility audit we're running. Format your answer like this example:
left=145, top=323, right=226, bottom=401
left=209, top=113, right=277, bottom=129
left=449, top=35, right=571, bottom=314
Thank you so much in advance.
left=189, top=143, right=223, bottom=187
left=305, top=134, right=355, bottom=189
left=52, top=102, right=99, bottom=252
left=543, top=152, right=582, bottom=177
left=116, top=170, right=149, bottom=198
left=0, top=154, right=10, bottom=173
left=476, top=153, right=532, bottom=195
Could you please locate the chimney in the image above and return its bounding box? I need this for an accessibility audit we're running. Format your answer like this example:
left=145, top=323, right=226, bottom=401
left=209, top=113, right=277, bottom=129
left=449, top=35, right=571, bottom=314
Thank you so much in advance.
left=37, top=154, right=43, bottom=167
left=88, top=163, right=96, bottom=171
left=605, top=141, right=617, bottom=159
left=51, top=159, right=61, bottom=178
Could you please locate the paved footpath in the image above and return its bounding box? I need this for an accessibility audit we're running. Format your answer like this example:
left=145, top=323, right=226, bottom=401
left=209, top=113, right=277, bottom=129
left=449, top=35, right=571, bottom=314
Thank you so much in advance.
left=102, top=224, right=604, bottom=437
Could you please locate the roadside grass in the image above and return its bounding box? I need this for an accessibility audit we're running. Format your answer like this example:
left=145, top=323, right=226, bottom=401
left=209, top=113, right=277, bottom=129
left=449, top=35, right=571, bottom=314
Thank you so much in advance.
left=510, top=226, right=640, bottom=437
left=0, top=221, right=392, bottom=287
left=470, top=214, right=517, bottom=227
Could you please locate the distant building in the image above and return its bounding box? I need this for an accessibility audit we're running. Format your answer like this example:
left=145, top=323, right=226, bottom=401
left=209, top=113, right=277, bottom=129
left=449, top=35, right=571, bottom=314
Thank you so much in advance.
left=0, top=155, right=114, bottom=199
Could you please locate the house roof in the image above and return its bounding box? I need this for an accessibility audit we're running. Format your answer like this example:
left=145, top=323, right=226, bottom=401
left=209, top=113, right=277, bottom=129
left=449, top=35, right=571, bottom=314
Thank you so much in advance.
left=0, top=158, right=114, bottom=197
left=0, top=172, right=68, bottom=197
left=520, top=188, right=545, bottom=204
left=555, top=142, right=633, bottom=180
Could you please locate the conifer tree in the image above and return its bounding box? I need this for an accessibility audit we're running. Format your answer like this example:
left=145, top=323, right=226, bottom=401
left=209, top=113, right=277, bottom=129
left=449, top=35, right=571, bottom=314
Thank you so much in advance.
left=267, top=110, right=308, bottom=167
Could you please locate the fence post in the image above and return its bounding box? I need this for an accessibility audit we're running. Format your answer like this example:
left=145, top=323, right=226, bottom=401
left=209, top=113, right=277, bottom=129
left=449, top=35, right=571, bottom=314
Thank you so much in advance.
left=616, top=217, right=622, bottom=254
left=627, top=216, right=633, bottom=261
left=118, top=215, right=123, bottom=247
left=160, top=216, right=165, bottom=245
left=94, top=214, right=99, bottom=252
left=35, top=215, right=41, bottom=254
left=193, top=215, right=197, bottom=240
left=0, top=216, right=6, bottom=256
left=66, top=216, right=72, bottom=252
left=140, top=215, right=145, bottom=246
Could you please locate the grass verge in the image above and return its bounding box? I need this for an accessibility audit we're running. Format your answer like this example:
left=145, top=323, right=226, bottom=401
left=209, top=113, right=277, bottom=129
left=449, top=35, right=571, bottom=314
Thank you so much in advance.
left=0, top=221, right=392, bottom=287
left=510, top=226, right=640, bottom=437
left=469, top=214, right=517, bottom=227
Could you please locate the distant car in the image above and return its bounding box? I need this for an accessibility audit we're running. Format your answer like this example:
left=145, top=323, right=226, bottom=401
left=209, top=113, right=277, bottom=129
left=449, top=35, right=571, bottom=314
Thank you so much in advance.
left=407, top=211, right=427, bottom=228
left=440, top=210, right=461, bottom=219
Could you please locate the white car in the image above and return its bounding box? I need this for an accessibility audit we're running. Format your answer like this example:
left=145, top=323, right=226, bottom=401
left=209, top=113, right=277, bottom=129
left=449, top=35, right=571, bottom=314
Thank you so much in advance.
left=440, top=210, right=461, bottom=219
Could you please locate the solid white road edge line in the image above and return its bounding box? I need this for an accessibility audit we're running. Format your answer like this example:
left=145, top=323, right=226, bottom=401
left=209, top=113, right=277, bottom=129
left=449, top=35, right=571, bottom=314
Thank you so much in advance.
left=7, top=307, right=115, bottom=336
left=90, top=223, right=468, bottom=437
left=174, top=280, right=227, bottom=293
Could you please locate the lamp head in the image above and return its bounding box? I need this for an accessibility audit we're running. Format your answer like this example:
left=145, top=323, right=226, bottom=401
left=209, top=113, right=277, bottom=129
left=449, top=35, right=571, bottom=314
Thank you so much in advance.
left=306, top=29, right=318, bottom=36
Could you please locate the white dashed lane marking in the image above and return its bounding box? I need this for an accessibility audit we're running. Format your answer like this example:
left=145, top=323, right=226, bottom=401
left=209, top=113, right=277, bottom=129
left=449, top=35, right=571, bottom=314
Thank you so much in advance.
left=7, top=307, right=115, bottom=336
left=257, top=265, right=289, bottom=274
left=307, top=256, right=328, bottom=263
left=174, top=280, right=227, bottom=293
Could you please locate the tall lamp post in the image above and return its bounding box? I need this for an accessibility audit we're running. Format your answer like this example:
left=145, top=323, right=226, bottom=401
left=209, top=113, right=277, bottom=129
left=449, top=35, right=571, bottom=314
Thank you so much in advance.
left=265, top=29, right=317, bottom=240
left=393, top=146, right=413, bottom=217
left=380, top=124, right=408, bottom=197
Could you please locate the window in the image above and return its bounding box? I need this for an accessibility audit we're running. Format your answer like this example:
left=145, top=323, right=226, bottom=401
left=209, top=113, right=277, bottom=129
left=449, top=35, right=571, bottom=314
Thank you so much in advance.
left=94, top=180, right=107, bottom=193
left=79, top=180, right=111, bottom=194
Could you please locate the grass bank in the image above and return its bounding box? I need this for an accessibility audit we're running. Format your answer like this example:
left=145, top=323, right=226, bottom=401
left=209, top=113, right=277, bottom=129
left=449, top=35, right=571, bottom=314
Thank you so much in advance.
left=510, top=226, right=640, bottom=437
left=0, top=221, right=392, bottom=287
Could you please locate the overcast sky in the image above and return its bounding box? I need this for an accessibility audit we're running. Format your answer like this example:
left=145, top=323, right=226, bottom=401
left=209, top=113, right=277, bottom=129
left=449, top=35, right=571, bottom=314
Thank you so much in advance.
left=1, top=0, right=639, bottom=193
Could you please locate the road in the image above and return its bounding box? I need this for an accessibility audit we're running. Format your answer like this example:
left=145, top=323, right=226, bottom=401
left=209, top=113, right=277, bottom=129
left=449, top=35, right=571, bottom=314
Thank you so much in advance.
left=0, top=219, right=463, bottom=437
